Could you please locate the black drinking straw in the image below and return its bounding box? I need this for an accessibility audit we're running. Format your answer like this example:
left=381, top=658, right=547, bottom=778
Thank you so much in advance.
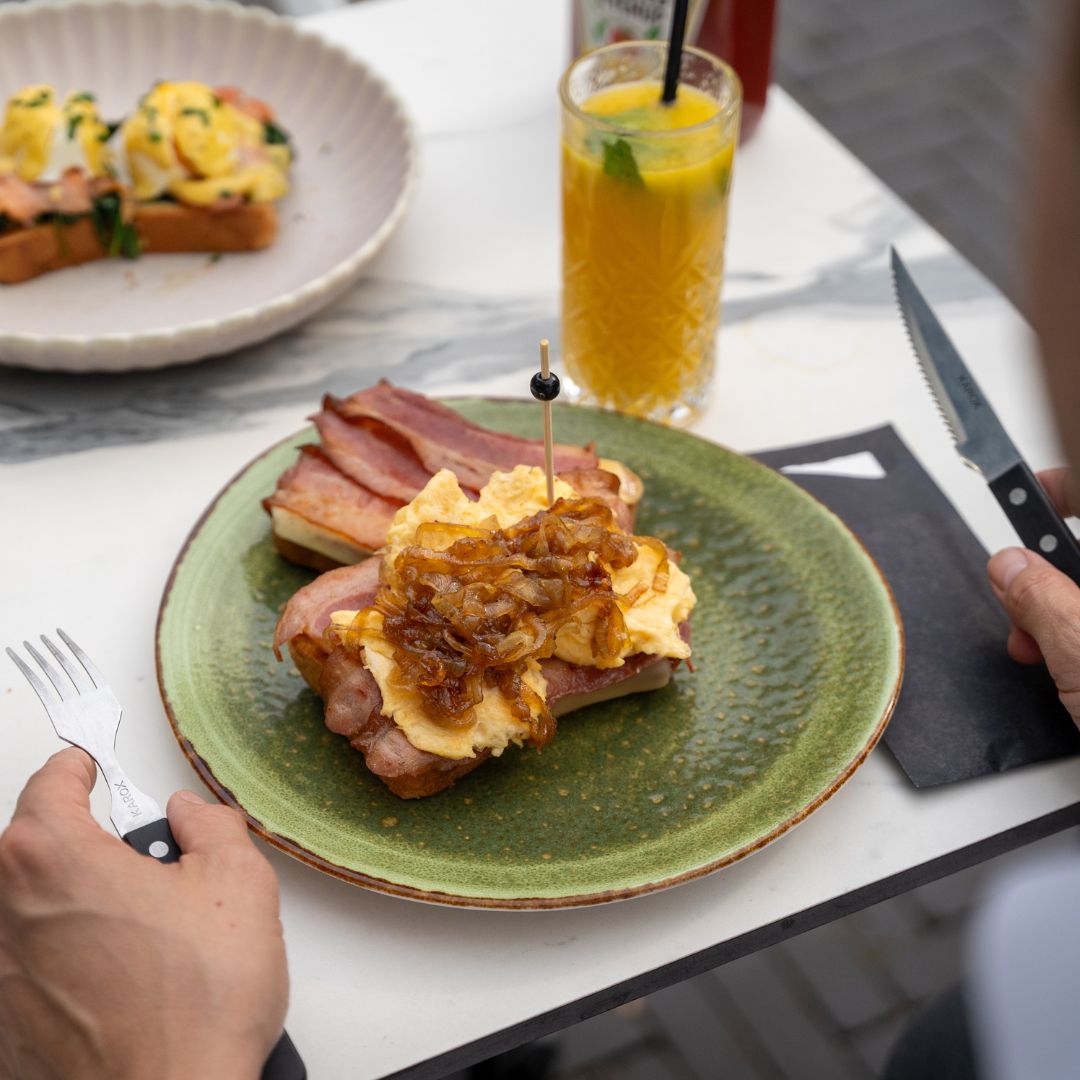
left=661, top=0, right=690, bottom=104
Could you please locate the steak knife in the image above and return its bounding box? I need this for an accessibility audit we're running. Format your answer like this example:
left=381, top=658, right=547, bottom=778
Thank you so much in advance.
left=890, top=246, right=1080, bottom=581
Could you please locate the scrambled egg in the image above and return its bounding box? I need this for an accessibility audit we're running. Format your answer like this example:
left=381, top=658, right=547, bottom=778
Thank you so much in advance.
left=121, top=82, right=289, bottom=205
left=330, top=467, right=696, bottom=760
left=0, top=85, right=113, bottom=181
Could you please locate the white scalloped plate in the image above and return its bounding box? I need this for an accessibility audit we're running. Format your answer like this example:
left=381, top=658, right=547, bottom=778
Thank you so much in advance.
left=0, top=0, right=416, bottom=372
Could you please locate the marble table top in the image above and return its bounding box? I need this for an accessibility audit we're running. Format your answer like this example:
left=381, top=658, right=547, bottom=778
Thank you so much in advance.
left=2, top=1, right=1077, bottom=1077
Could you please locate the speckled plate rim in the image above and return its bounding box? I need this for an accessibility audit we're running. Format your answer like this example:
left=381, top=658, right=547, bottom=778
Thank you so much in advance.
left=0, top=0, right=418, bottom=371
left=155, top=405, right=905, bottom=909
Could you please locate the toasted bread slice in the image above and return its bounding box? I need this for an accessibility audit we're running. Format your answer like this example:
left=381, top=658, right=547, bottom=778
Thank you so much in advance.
left=0, top=218, right=108, bottom=285
left=0, top=201, right=278, bottom=284
left=135, top=201, right=277, bottom=253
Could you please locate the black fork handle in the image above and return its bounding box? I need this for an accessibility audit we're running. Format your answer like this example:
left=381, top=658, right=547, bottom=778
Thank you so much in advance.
left=124, top=818, right=306, bottom=1080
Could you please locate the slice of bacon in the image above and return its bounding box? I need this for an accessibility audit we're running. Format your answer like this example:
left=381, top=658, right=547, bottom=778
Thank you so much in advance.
left=556, top=467, right=635, bottom=532
left=333, top=381, right=598, bottom=491
left=272, top=553, right=381, bottom=659
left=262, top=447, right=401, bottom=561
left=314, top=399, right=434, bottom=503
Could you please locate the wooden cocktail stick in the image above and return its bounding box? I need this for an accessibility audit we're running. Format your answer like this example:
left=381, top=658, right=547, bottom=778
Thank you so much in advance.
left=530, top=338, right=561, bottom=506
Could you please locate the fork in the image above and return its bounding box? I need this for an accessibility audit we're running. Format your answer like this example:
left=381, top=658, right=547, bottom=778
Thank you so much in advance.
left=6, top=630, right=306, bottom=1080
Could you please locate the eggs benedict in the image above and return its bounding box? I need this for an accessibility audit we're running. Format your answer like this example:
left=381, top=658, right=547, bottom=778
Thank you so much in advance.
left=122, top=80, right=292, bottom=255
left=0, top=79, right=294, bottom=283
left=0, top=84, right=135, bottom=284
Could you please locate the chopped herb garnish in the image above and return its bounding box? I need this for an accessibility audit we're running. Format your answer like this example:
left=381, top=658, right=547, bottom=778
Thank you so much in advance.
left=219, top=189, right=233, bottom=198
left=148, top=131, right=163, bottom=143
left=98, top=120, right=121, bottom=143
left=16, top=89, right=51, bottom=108
left=70, top=91, right=96, bottom=103
left=180, top=107, right=211, bottom=126
left=211, top=93, right=222, bottom=108
left=263, top=119, right=291, bottom=146
left=209, top=252, right=223, bottom=264
left=602, top=138, right=644, bottom=187
left=67, top=113, right=84, bottom=140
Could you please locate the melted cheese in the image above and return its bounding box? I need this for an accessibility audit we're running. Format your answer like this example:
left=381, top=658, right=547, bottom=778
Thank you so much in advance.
left=330, top=467, right=696, bottom=760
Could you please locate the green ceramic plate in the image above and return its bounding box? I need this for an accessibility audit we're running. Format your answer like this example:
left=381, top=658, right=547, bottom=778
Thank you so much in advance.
left=157, top=401, right=903, bottom=909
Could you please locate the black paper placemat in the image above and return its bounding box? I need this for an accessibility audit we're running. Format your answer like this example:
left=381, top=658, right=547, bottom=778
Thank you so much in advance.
left=752, top=425, right=1080, bottom=787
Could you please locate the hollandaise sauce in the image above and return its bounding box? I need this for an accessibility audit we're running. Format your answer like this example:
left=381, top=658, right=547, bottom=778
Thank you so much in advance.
left=121, top=82, right=291, bottom=206
left=0, top=85, right=114, bottom=183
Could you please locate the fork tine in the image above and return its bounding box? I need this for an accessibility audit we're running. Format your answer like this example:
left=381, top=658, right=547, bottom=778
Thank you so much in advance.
left=23, top=641, right=69, bottom=700
left=41, top=634, right=92, bottom=693
left=6, top=646, right=62, bottom=713
left=56, top=629, right=104, bottom=689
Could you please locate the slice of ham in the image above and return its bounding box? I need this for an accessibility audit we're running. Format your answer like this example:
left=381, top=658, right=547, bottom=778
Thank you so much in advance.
left=317, top=644, right=675, bottom=795
left=320, top=648, right=486, bottom=786
left=314, top=399, right=434, bottom=503
left=333, top=381, right=598, bottom=491
left=272, top=553, right=381, bottom=659
left=541, top=649, right=672, bottom=702
left=304, top=624, right=689, bottom=798
left=262, top=447, right=401, bottom=559
left=215, top=86, right=276, bottom=124
left=0, top=169, right=123, bottom=227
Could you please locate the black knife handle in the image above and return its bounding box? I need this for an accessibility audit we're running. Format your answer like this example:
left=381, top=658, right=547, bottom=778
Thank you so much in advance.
left=989, top=461, right=1080, bottom=583
left=123, top=819, right=306, bottom=1080
left=124, top=817, right=182, bottom=862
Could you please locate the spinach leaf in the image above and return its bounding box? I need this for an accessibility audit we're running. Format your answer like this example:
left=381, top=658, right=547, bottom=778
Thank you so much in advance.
left=90, top=193, right=140, bottom=260
left=263, top=119, right=291, bottom=147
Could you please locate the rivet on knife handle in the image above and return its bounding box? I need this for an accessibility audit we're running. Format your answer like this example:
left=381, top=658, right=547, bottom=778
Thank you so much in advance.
left=988, top=462, right=1080, bottom=583
left=123, top=817, right=181, bottom=863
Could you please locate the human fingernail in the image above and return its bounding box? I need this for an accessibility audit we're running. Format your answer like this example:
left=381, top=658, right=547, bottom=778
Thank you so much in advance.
left=989, top=548, right=1029, bottom=590
left=176, top=789, right=203, bottom=804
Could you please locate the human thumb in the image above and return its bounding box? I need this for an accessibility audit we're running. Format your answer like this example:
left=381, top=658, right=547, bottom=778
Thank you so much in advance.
left=989, top=547, right=1080, bottom=723
left=165, top=789, right=256, bottom=863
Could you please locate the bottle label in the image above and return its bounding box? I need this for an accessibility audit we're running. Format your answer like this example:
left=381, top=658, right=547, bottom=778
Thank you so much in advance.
left=577, top=0, right=707, bottom=51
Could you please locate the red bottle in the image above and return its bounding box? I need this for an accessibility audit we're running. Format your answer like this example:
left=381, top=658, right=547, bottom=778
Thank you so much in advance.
left=571, top=0, right=778, bottom=141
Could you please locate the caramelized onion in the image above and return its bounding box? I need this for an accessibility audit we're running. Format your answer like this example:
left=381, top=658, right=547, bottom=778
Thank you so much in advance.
left=344, top=497, right=642, bottom=744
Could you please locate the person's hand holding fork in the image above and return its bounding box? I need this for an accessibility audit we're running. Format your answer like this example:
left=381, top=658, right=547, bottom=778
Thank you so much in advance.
left=0, top=748, right=288, bottom=1080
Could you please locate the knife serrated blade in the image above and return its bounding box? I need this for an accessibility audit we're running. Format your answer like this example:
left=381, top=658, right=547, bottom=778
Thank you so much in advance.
left=890, top=246, right=1020, bottom=482
left=890, top=245, right=1080, bottom=582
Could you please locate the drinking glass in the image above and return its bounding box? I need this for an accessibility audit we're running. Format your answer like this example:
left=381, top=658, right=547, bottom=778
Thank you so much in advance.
left=560, top=42, right=741, bottom=425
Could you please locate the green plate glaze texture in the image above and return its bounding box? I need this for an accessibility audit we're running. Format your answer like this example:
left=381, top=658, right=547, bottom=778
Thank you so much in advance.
left=157, top=401, right=903, bottom=908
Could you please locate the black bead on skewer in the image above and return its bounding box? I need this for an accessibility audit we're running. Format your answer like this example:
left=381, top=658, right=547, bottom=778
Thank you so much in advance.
left=530, top=371, right=561, bottom=402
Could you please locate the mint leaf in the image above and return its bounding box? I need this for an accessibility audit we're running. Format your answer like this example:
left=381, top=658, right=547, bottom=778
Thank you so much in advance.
left=602, top=138, right=644, bottom=187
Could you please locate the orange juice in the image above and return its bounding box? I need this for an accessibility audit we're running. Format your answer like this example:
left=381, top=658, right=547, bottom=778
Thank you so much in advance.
left=560, top=46, right=740, bottom=423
